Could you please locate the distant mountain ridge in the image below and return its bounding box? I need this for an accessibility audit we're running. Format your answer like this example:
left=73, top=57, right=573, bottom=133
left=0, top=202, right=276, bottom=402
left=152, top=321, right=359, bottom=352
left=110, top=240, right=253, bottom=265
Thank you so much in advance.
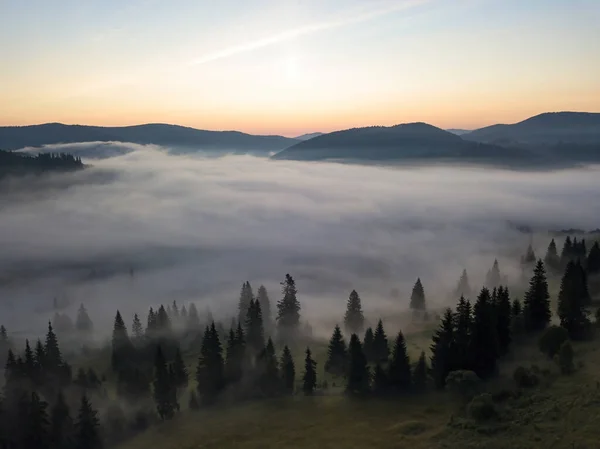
left=273, top=112, right=600, bottom=166
left=294, top=132, right=324, bottom=141
left=0, top=123, right=298, bottom=153
left=463, top=112, right=600, bottom=146
left=272, top=122, right=526, bottom=163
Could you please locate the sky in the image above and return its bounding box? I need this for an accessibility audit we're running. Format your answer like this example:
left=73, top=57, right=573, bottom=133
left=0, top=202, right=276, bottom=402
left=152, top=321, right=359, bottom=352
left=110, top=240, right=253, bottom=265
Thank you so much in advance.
left=1, top=0, right=599, bottom=136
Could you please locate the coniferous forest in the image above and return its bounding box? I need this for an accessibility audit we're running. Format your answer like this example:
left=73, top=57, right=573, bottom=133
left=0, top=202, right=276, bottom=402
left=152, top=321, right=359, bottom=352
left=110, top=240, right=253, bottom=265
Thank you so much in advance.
left=0, top=149, right=83, bottom=178
left=1, top=235, right=600, bottom=449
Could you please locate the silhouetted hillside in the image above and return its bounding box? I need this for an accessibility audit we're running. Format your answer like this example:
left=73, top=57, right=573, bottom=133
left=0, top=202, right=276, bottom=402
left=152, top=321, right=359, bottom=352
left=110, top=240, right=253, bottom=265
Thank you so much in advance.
left=464, top=112, right=600, bottom=146
left=446, top=129, right=471, bottom=135
left=0, top=123, right=298, bottom=153
left=272, top=122, right=528, bottom=163
left=294, top=132, right=324, bottom=141
left=0, top=149, right=83, bottom=178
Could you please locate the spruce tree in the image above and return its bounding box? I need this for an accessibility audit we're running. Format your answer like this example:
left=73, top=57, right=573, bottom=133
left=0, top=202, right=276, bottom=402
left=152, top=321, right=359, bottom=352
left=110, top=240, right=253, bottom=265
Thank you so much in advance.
left=258, top=338, right=280, bottom=397
left=257, top=285, right=272, bottom=336
left=363, top=327, right=375, bottom=363
left=23, top=392, right=50, bottom=449
left=180, top=305, right=188, bottom=320
left=495, top=286, right=512, bottom=355
left=486, top=259, right=502, bottom=289
left=523, top=260, right=551, bottom=332
left=558, top=261, right=591, bottom=340
left=50, top=390, right=73, bottom=449
left=302, top=348, right=317, bottom=395
left=453, top=296, right=473, bottom=371
left=512, top=298, right=522, bottom=318
left=24, top=339, right=35, bottom=382
left=544, top=239, right=561, bottom=274
left=561, top=236, right=574, bottom=268
left=372, top=319, right=390, bottom=364
left=131, top=314, right=144, bottom=342
left=45, top=322, right=63, bottom=373
left=238, top=281, right=254, bottom=324
left=588, top=241, right=600, bottom=275
left=156, top=305, right=171, bottom=332
left=225, top=327, right=239, bottom=384
left=324, top=325, right=347, bottom=377
left=111, top=311, right=134, bottom=371
left=172, top=347, right=188, bottom=389
left=277, top=274, right=301, bottom=343
left=187, top=303, right=201, bottom=330
left=430, top=308, right=454, bottom=389
left=470, top=287, right=499, bottom=379
left=195, top=323, right=225, bottom=404
left=75, top=304, right=93, bottom=335
left=74, top=394, right=101, bottom=449
left=146, top=308, right=157, bottom=336
left=454, top=269, right=472, bottom=299
left=372, top=364, right=388, bottom=396
left=281, top=345, right=295, bottom=395
left=153, top=345, right=176, bottom=420
left=245, top=299, right=265, bottom=356
left=344, top=290, right=365, bottom=335
left=346, top=334, right=370, bottom=395
left=412, top=351, right=428, bottom=391
left=522, top=244, right=537, bottom=270
left=410, top=278, right=426, bottom=312
left=387, top=331, right=411, bottom=393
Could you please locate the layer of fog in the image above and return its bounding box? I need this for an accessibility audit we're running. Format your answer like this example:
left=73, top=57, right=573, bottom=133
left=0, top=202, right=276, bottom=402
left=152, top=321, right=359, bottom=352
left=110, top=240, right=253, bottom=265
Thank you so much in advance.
left=2, top=142, right=600, bottom=340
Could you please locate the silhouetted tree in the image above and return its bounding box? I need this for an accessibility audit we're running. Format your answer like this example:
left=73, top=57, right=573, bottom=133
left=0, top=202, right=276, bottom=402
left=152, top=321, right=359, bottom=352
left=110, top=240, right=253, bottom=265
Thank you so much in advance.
left=324, top=325, right=347, bottom=377
left=544, top=239, right=561, bottom=274
left=50, top=390, right=73, bottom=449
left=363, top=327, right=374, bottom=363
left=281, top=345, right=295, bottom=395
left=346, top=334, right=370, bottom=395
left=237, top=282, right=254, bottom=324
left=588, top=241, right=600, bottom=275
left=302, top=348, right=317, bottom=395
left=495, top=286, right=512, bottom=355
left=453, top=296, right=472, bottom=371
left=344, top=290, right=365, bottom=335
left=75, top=304, right=93, bottom=336
left=372, top=364, right=388, bottom=396
left=412, top=351, right=428, bottom=391
left=558, top=261, right=591, bottom=340
left=486, top=259, right=502, bottom=289
left=131, top=314, right=144, bottom=343
left=523, top=260, right=551, bottom=332
left=172, top=347, right=188, bottom=389
left=388, top=331, right=411, bottom=393
left=257, top=338, right=280, bottom=397
left=430, top=308, right=454, bottom=389
left=560, top=236, right=574, bottom=268
left=470, top=288, right=499, bottom=379
left=153, top=345, right=177, bottom=420
left=22, top=392, right=49, bottom=449
left=257, top=285, right=273, bottom=336
left=454, top=269, right=472, bottom=299
left=372, top=319, right=390, bottom=364
left=111, top=311, right=134, bottom=371
left=277, top=274, right=301, bottom=343
left=74, top=394, right=101, bottom=449
left=187, top=303, right=201, bottom=330
left=195, top=323, right=225, bottom=404
left=410, top=278, right=426, bottom=313
left=245, top=299, right=265, bottom=356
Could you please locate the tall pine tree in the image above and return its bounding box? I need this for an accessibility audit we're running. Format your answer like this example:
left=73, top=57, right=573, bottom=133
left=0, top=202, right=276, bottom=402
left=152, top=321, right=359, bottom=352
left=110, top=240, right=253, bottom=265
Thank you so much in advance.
left=281, top=345, right=295, bottom=395
left=363, top=327, right=375, bottom=363
left=558, top=261, right=591, bottom=340
left=523, top=260, right=551, bottom=332
left=372, top=319, right=390, bottom=364
left=495, top=286, right=512, bottom=355
left=486, top=259, right=502, bottom=289
left=324, top=325, right=347, bottom=377
left=454, top=269, right=472, bottom=299
left=238, top=282, right=254, bottom=325
left=245, top=299, right=265, bottom=356
left=410, top=278, right=426, bottom=312
left=412, top=351, right=428, bottom=391
left=430, top=308, right=454, bottom=389
left=544, top=239, right=560, bottom=274
left=344, top=290, right=365, bottom=335
left=346, top=334, right=370, bottom=395
left=302, top=348, right=317, bottom=395
left=153, top=345, right=177, bottom=420
left=387, top=331, right=411, bottom=393
left=470, top=287, right=499, bottom=379
left=74, top=394, right=101, bottom=449
left=277, top=274, right=301, bottom=343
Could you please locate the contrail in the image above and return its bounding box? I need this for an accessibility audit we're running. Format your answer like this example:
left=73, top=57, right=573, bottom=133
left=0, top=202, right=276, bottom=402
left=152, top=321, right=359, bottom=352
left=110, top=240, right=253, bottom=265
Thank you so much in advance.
left=187, top=0, right=431, bottom=67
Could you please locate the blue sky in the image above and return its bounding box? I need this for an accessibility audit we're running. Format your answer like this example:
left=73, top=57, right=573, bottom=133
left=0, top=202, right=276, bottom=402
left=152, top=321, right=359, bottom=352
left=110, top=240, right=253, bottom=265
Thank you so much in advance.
left=1, top=0, right=598, bottom=135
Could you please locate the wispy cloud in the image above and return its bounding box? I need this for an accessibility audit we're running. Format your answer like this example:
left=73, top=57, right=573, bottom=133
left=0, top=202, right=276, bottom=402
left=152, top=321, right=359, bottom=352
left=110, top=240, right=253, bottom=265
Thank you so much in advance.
left=187, top=0, right=431, bottom=67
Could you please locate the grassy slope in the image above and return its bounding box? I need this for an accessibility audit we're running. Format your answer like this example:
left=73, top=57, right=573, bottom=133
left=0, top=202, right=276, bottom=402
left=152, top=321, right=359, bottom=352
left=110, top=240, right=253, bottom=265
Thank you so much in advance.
left=115, top=321, right=600, bottom=449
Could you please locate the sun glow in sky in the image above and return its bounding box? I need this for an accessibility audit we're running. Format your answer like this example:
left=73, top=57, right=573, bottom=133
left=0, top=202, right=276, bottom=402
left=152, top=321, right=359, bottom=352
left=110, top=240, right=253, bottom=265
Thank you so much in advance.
left=1, top=0, right=599, bottom=136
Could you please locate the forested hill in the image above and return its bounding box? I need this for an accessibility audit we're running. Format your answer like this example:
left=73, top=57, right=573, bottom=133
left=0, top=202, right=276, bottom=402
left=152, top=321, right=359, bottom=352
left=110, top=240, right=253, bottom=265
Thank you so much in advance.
left=0, top=123, right=298, bottom=153
left=272, top=122, right=528, bottom=163
left=0, top=149, right=83, bottom=178
left=463, top=112, right=600, bottom=146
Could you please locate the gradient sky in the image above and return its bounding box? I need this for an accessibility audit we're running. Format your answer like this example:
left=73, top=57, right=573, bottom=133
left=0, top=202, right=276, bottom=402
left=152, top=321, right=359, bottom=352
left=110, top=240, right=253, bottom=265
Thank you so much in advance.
left=1, top=0, right=599, bottom=136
